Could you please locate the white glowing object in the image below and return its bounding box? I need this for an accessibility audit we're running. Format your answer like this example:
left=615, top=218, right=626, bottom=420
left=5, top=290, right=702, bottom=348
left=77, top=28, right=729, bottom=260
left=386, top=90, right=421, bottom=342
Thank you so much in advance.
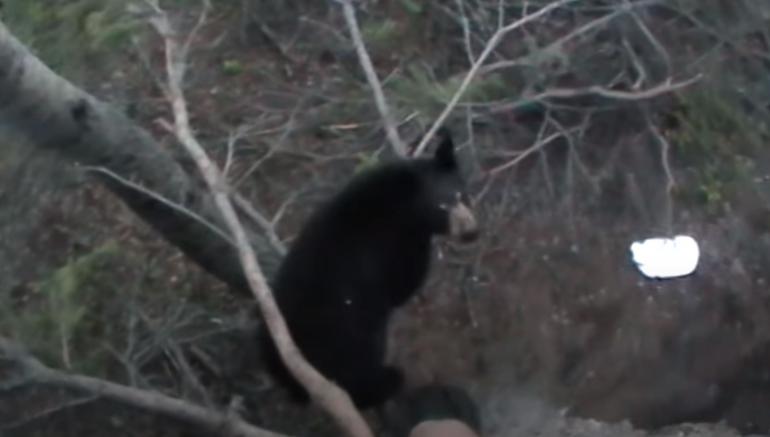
left=630, top=235, right=700, bottom=279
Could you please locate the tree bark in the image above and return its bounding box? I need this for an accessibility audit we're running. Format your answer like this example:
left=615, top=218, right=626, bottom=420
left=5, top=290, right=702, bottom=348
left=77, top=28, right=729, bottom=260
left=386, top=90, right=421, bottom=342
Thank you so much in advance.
left=0, top=20, right=282, bottom=292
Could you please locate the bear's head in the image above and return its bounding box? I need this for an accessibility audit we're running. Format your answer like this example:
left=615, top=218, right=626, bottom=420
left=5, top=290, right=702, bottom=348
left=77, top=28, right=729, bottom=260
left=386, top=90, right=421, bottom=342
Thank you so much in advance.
left=410, top=128, right=479, bottom=243
left=314, top=127, right=479, bottom=245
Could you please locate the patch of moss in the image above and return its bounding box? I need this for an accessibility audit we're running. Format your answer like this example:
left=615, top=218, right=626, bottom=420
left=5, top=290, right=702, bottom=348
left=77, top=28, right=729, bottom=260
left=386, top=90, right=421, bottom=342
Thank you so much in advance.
left=1, top=242, right=123, bottom=374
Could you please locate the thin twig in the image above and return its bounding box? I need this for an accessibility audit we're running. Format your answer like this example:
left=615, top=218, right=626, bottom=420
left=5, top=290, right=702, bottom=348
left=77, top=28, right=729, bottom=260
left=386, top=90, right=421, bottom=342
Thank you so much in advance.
left=336, top=0, right=407, bottom=156
left=180, top=0, right=210, bottom=59
left=478, top=2, right=657, bottom=76
left=224, top=127, right=246, bottom=177
left=232, top=96, right=307, bottom=189
left=548, top=112, right=598, bottom=193
left=627, top=2, right=672, bottom=78
left=623, top=37, right=648, bottom=89
left=1, top=395, right=99, bottom=430
left=455, top=0, right=476, bottom=65
left=648, top=116, right=676, bottom=234
left=489, top=130, right=570, bottom=176
left=531, top=75, right=702, bottom=101
left=165, top=340, right=213, bottom=407
left=59, top=325, right=71, bottom=370
left=81, top=165, right=236, bottom=246
left=487, top=74, right=703, bottom=113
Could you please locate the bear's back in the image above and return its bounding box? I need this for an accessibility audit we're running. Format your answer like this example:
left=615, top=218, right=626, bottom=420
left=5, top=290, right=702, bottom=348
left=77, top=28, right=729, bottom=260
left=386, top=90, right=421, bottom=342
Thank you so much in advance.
left=272, top=162, right=436, bottom=313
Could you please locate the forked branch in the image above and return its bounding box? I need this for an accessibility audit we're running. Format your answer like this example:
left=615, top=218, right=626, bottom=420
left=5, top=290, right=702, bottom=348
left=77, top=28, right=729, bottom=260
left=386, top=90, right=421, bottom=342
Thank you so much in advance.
left=412, top=0, right=578, bottom=156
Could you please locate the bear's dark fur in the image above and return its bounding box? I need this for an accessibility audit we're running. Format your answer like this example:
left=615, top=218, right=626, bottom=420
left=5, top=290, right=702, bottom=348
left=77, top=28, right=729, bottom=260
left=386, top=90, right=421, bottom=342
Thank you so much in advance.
left=260, top=128, right=479, bottom=409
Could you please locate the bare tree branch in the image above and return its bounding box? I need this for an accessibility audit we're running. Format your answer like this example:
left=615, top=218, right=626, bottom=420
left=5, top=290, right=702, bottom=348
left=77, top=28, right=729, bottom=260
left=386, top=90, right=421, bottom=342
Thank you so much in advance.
left=488, top=124, right=569, bottom=176
left=627, top=1, right=672, bottom=79
left=336, top=0, right=407, bottom=156
left=412, top=0, right=578, bottom=157
left=145, top=5, right=374, bottom=437
left=486, top=74, right=703, bottom=113
left=416, top=0, right=679, bottom=156
left=477, top=3, right=640, bottom=76
left=0, top=337, right=288, bottom=437
left=528, top=75, right=703, bottom=102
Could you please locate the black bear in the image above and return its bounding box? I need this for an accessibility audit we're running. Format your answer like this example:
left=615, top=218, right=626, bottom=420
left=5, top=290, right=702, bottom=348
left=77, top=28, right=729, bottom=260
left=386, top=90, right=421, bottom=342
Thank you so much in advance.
left=260, top=128, right=479, bottom=409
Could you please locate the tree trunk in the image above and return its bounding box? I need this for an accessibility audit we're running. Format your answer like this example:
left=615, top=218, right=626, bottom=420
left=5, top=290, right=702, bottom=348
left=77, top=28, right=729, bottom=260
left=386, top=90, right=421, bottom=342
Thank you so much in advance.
left=0, top=21, right=282, bottom=294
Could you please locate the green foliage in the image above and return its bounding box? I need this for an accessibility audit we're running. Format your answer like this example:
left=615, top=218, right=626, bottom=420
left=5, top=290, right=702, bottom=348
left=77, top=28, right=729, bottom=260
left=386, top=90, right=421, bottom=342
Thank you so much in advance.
left=390, top=65, right=441, bottom=114
left=354, top=152, right=380, bottom=174
left=3, top=0, right=137, bottom=71
left=669, top=89, right=765, bottom=212
left=1, top=242, right=122, bottom=373
left=361, top=18, right=399, bottom=52
left=390, top=65, right=508, bottom=117
left=399, top=0, right=424, bottom=15
left=222, top=59, right=244, bottom=76
left=82, top=8, right=139, bottom=50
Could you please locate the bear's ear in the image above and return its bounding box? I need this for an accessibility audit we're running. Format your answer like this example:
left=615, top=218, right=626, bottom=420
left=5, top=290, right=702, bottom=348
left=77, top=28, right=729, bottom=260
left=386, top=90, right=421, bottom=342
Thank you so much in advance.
left=433, top=128, right=456, bottom=170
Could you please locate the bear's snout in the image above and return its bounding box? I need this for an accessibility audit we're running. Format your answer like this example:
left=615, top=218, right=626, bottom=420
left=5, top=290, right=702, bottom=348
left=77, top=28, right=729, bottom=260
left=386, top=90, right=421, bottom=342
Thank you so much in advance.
left=448, top=201, right=479, bottom=242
